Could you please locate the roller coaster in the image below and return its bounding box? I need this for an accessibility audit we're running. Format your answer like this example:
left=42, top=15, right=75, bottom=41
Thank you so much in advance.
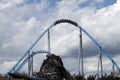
left=8, top=19, right=120, bottom=77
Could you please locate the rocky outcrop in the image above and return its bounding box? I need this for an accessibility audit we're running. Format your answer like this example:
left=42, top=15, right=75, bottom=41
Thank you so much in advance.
left=40, top=54, right=75, bottom=80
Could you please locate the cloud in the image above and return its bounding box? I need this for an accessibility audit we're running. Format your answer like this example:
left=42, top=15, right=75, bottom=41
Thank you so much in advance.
left=0, top=0, right=24, bottom=9
left=0, top=61, right=16, bottom=74
left=0, top=0, right=120, bottom=75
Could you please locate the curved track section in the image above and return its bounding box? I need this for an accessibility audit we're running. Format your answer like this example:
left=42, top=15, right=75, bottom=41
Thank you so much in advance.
left=14, top=50, right=50, bottom=72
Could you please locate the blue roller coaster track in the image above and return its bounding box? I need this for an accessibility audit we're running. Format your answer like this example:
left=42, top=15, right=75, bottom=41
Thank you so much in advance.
left=8, top=19, right=120, bottom=74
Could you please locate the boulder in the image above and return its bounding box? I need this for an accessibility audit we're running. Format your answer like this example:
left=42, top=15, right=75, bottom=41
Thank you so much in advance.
left=40, top=54, right=75, bottom=80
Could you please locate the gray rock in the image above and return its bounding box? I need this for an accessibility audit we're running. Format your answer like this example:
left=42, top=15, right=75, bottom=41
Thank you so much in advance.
left=40, top=54, right=75, bottom=80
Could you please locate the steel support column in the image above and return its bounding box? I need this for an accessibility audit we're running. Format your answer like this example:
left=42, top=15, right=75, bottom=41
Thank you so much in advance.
left=97, top=51, right=103, bottom=77
left=78, top=28, right=84, bottom=76
left=48, top=29, right=51, bottom=55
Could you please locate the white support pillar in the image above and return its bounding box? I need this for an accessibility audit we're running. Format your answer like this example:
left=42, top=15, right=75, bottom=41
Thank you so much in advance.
left=100, top=51, right=103, bottom=76
left=78, top=28, right=84, bottom=76
left=48, top=29, right=51, bottom=55
left=28, top=51, right=30, bottom=76
left=31, top=56, right=33, bottom=76
left=28, top=56, right=33, bottom=77
left=97, top=51, right=103, bottom=77
left=78, top=43, right=80, bottom=75
left=80, top=28, right=84, bottom=76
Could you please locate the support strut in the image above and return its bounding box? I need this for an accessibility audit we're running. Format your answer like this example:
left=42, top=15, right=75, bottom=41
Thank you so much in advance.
left=78, top=28, right=84, bottom=76
left=97, top=51, right=103, bottom=77
left=80, top=28, right=84, bottom=76
left=48, top=29, right=51, bottom=55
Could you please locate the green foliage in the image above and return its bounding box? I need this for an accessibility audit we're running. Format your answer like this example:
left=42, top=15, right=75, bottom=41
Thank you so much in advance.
left=74, top=75, right=86, bottom=80
left=87, top=75, right=96, bottom=80
left=75, top=74, right=119, bottom=80
left=97, top=74, right=118, bottom=80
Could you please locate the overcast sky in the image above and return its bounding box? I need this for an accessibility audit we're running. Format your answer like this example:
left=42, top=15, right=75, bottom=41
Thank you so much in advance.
left=0, top=0, right=120, bottom=75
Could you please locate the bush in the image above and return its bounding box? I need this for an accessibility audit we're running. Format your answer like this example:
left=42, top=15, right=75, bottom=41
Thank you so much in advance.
left=87, top=75, right=96, bottom=80
left=74, top=74, right=119, bottom=80
left=74, top=75, right=86, bottom=80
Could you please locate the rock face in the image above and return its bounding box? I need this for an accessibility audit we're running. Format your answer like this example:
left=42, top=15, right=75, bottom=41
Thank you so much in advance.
left=40, top=54, right=75, bottom=80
